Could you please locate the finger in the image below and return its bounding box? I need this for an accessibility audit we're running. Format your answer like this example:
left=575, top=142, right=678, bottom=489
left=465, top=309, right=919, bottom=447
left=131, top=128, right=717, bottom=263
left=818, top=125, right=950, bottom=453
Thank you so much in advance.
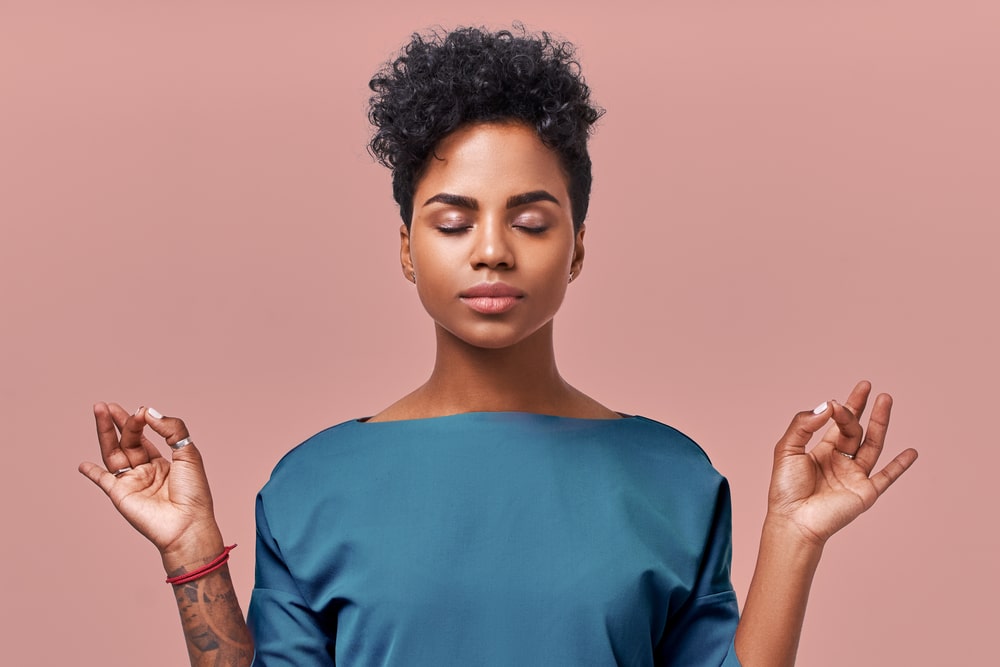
left=870, top=448, right=919, bottom=496
left=829, top=400, right=864, bottom=458
left=841, top=380, right=872, bottom=419
left=817, top=381, right=871, bottom=448
left=106, top=401, right=130, bottom=433
left=118, top=407, right=152, bottom=468
left=107, top=403, right=162, bottom=460
left=774, top=401, right=834, bottom=459
left=143, top=410, right=191, bottom=448
left=855, top=393, right=892, bottom=472
left=78, top=460, right=117, bottom=497
left=143, top=411, right=211, bottom=485
left=108, top=403, right=165, bottom=463
left=94, top=403, right=132, bottom=473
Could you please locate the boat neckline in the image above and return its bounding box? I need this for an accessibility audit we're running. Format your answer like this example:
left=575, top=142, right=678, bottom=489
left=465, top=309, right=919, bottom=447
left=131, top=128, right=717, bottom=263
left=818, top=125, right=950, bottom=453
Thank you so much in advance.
left=355, top=411, right=637, bottom=425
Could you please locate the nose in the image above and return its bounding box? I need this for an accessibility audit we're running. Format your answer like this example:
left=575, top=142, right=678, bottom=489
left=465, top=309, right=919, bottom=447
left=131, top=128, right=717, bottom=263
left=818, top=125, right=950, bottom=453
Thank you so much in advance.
left=469, top=217, right=514, bottom=270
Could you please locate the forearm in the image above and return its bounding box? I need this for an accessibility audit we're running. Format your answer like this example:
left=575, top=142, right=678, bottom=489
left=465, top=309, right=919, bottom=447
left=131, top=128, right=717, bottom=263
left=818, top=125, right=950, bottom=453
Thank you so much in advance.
left=164, top=534, right=254, bottom=667
left=734, top=516, right=824, bottom=667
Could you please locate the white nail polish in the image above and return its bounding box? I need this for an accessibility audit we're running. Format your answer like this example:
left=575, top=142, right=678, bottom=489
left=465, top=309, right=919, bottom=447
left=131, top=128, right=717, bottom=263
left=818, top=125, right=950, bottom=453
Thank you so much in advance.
left=147, top=407, right=163, bottom=419
left=812, top=401, right=829, bottom=415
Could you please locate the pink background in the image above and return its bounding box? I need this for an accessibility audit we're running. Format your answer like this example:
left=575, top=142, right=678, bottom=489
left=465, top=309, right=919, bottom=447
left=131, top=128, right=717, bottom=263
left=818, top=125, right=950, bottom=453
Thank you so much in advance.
left=2, top=1, right=996, bottom=664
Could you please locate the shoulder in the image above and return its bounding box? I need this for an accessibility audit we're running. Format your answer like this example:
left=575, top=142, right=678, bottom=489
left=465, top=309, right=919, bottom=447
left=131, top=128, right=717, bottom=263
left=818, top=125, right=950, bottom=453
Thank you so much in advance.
left=258, top=413, right=727, bottom=503
left=589, top=414, right=722, bottom=479
left=266, top=417, right=365, bottom=472
left=604, top=415, right=729, bottom=495
left=621, top=415, right=715, bottom=461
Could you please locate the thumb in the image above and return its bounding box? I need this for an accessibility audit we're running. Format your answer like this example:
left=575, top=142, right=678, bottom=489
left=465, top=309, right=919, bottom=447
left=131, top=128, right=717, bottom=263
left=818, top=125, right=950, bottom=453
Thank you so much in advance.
left=774, top=401, right=834, bottom=460
left=142, top=407, right=201, bottom=462
left=142, top=407, right=215, bottom=509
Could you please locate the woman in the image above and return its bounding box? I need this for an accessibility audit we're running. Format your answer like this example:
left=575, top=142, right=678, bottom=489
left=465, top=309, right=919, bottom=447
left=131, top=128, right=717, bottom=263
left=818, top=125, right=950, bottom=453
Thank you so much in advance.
left=79, top=26, right=917, bottom=666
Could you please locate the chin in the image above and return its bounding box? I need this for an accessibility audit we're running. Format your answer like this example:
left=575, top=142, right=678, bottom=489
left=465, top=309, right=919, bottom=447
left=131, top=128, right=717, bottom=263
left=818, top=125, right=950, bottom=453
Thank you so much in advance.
left=455, top=330, right=533, bottom=350
left=441, top=319, right=550, bottom=351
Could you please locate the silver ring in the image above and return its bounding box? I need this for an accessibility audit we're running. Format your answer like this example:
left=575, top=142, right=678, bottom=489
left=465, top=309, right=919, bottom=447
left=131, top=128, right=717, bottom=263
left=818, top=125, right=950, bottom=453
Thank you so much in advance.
left=113, top=467, right=133, bottom=477
left=170, top=437, right=194, bottom=450
left=836, top=449, right=856, bottom=460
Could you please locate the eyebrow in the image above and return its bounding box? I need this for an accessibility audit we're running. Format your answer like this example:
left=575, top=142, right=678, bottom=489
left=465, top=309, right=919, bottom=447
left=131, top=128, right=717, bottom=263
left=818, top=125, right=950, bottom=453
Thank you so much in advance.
left=422, top=190, right=561, bottom=211
left=506, top=190, right=560, bottom=209
left=423, top=193, right=479, bottom=210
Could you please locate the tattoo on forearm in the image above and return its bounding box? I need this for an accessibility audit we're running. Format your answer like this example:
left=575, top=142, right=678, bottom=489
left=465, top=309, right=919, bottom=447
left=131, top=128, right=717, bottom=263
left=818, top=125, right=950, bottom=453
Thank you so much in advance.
left=169, top=565, right=253, bottom=667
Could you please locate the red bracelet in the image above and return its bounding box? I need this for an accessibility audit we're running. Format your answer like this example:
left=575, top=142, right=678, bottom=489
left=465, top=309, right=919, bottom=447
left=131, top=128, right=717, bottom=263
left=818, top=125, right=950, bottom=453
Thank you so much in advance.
left=165, top=544, right=237, bottom=585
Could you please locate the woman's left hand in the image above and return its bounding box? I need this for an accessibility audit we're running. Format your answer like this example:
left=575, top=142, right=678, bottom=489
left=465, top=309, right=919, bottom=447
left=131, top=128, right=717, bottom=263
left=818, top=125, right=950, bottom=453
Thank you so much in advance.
left=766, top=380, right=919, bottom=547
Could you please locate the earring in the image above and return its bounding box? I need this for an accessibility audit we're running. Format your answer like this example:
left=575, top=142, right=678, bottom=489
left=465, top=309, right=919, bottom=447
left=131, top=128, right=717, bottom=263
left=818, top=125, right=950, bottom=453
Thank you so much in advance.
left=568, top=273, right=575, bottom=283
left=411, top=271, right=417, bottom=284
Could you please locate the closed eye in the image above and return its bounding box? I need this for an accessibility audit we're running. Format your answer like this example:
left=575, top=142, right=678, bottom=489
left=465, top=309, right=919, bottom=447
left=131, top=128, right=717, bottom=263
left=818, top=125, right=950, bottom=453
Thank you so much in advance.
left=512, top=215, right=549, bottom=234
left=436, top=225, right=471, bottom=235
left=514, top=225, right=549, bottom=234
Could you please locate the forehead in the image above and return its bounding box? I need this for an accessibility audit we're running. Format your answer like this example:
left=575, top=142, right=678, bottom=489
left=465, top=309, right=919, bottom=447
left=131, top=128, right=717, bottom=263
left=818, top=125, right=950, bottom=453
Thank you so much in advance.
left=415, top=122, right=570, bottom=201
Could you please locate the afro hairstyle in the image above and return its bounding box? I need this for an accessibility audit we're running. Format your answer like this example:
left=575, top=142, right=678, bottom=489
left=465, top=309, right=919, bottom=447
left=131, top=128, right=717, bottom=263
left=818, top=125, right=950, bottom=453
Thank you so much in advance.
left=368, top=25, right=604, bottom=230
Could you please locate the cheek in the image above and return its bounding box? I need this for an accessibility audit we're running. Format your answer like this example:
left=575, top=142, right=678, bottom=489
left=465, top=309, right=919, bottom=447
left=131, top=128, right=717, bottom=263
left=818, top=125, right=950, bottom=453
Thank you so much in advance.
left=410, top=246, right=462, bottom=310
left=410, top=236, right=460, bottom=279
left=528, top=242, right=575, bottom=280
left=522, top=248, right=574, bottom=309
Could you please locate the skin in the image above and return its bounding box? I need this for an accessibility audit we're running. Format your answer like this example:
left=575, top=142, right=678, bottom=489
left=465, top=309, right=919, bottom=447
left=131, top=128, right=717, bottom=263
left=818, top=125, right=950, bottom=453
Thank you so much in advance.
left=375, top=121, right=616, bottom=422
left=735, top=384, right=918, bottom=666
left=79, top=121, right=917, bottom=667
left=79, top=403, right=252, bottom=666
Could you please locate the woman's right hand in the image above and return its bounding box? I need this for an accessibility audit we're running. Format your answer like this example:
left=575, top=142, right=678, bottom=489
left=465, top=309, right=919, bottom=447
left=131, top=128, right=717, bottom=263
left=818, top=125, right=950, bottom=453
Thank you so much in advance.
left=78, top=403, right=224, bottom=569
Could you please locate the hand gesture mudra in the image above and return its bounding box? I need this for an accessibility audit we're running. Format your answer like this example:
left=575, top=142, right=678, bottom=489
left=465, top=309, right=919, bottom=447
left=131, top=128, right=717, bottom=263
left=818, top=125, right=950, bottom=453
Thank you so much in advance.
left=78, top=403, right=224, bottom=565
left=767, top=380, right=919, bottom=546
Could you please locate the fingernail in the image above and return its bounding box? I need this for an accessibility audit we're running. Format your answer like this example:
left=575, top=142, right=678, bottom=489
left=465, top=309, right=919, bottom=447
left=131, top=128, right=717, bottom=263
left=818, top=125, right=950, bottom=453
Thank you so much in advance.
left=134, top=406, right=144, bottom=416
left=147, top=407, right=163, bottom=419
left=812, top=401, right=829, bottom=414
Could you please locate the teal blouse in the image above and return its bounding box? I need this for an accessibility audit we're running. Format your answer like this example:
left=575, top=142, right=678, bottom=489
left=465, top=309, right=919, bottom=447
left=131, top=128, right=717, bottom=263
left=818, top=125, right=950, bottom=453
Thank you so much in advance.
left=248, top=413, right=741, bottom=666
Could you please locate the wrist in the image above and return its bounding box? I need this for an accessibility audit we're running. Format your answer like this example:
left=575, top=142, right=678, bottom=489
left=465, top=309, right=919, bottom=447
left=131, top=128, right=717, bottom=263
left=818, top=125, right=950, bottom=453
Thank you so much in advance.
left=762, top=513, right=827, bottom=557
left=160, top=523, right=226, bottom=575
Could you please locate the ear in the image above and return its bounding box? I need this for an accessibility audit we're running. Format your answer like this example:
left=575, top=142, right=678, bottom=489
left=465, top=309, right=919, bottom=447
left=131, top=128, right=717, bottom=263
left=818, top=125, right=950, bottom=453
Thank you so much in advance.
left=400, top=224, right=416, bottom=283
left=569, top=224, right=586, bottom=281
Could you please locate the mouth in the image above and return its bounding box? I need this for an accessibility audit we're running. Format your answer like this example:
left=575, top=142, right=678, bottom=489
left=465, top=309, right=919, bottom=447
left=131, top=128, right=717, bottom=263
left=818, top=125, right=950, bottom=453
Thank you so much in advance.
left=459, top=282, right=524, bottom=314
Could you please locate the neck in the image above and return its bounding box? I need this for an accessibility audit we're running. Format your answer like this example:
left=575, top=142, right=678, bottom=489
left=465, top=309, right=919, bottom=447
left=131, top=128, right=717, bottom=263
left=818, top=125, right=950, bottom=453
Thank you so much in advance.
left=420, top=321, right=572, bottom=414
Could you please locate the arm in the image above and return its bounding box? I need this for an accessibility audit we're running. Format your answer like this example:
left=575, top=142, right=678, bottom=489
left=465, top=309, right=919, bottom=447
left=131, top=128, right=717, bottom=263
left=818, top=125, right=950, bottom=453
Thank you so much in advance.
left=165, top=532, right=254, bottom=666
left=734, top=381, right=918, bottom=666
left=246, top=495, right=336, bottom=666
left=79, top=403, right=253, bottom=666
left=654, top=479, right=742, bottom=666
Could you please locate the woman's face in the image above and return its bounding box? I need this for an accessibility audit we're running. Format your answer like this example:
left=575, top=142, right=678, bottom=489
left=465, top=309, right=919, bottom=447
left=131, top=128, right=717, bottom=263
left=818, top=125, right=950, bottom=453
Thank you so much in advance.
left=401, top=121, right=585, bottom=350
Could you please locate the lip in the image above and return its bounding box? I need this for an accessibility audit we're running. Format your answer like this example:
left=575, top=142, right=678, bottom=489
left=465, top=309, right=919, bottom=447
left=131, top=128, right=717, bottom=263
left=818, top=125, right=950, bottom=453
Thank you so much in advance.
left=460, top=282, right=524, bottom=298
left=459, top=282, right=524, bottom=314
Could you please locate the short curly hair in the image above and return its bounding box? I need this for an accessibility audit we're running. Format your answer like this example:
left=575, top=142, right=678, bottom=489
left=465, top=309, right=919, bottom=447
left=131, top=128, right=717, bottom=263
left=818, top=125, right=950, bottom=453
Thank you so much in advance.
left=368, top=25, right=604, bottom=230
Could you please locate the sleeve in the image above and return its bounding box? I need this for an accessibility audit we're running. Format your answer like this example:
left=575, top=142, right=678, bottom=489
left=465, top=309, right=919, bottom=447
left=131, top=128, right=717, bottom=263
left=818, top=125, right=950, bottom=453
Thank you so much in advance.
left=654, top=478, right=743, bottom=667
left=247, top=493, right=336, bottom=666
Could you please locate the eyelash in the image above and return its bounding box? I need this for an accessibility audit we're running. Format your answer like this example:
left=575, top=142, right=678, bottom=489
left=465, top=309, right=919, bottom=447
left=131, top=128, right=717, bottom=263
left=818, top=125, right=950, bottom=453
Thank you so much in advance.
left=437, top=224, right=549, bottom=235
left=433, top=210, right=550, bottom=235
left=436, top=225, right=471, bottom=235
left=514, top=225, right=548, bottom=234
